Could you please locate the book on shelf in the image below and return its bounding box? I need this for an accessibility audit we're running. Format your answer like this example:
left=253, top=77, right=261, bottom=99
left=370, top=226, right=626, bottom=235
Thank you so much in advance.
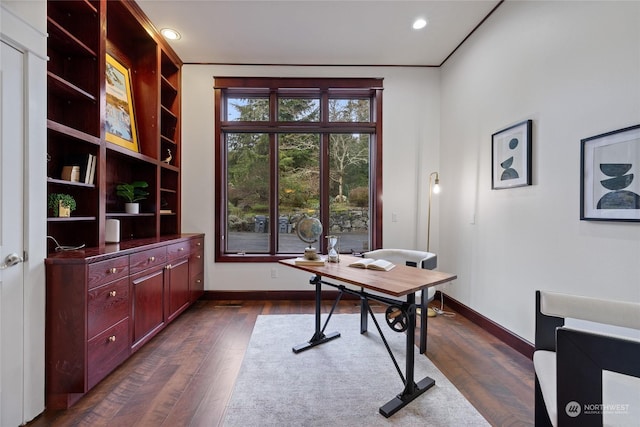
left=294, top=256, right=326, bottom=266
left=85, top=154, right=96, bottom=184
left=348, top=258, right=395, bottom=271
left=160, top=209, right=173, bottom=214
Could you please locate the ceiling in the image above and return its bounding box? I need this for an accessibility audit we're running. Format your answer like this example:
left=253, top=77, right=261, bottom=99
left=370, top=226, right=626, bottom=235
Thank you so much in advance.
left=137, top=0, right=502, bottom=67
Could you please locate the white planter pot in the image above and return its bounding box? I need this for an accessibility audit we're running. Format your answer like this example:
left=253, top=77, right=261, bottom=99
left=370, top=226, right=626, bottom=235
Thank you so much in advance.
left=125, top=202, right=139, bottom=214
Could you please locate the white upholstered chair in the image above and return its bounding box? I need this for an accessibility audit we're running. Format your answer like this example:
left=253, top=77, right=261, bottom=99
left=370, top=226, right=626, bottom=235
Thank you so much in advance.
left=362, top=249, right=437, bottom=354
left=534, top=290, right=640, bottom=427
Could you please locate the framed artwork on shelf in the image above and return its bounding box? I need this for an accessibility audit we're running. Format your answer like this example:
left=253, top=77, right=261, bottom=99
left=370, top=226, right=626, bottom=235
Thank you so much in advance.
left=105, top=53, right=139, bottom=152
left=580, top=124, right=640, bottom=221
left=492, top=119, right=532, bottom=189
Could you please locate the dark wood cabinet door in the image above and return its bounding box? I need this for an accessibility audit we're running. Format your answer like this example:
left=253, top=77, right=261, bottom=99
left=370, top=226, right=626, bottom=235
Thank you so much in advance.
left=131, top=267, right=165, bottom=349
left=168, top=258, right=190, bottom=321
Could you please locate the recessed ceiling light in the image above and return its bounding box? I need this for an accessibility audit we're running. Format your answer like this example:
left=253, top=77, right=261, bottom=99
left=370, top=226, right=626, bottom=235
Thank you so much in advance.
left=412, top=18, right=428, bottom=30
left=161, top=28, right=181, bottom=40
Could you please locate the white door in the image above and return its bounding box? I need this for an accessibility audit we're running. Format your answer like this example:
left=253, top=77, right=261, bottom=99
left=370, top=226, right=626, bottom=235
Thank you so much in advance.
left=1, top=39, right=27, bottom=427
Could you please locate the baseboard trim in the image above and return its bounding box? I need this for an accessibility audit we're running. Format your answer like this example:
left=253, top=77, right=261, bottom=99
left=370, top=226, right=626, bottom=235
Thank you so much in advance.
left=202, top=290, right=535, bottom=359
left=440, top=292, right=534, bottom=359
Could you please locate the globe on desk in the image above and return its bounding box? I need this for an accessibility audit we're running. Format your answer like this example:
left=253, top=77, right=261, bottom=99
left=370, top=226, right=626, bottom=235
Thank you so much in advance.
left=296, top=216, right=323, bottom=260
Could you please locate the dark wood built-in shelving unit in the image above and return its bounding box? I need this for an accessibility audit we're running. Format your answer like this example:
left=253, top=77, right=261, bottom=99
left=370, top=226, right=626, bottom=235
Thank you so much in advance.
left=46, top=0, right=182, bottom=250
left=45, top=0, right=199, bottom=410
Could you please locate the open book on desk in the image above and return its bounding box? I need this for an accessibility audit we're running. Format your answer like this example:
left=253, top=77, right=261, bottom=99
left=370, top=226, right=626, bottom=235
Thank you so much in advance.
left=348, top=258, right=395, bottom=271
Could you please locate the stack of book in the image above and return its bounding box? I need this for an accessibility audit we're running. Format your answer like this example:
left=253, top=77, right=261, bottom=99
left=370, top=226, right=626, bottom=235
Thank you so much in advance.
left=294, top=256, right=326, bottom=266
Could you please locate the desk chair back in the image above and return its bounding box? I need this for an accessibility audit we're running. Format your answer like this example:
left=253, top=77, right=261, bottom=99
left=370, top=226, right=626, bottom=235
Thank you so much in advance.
left=363, top=248, right=438, bottom=354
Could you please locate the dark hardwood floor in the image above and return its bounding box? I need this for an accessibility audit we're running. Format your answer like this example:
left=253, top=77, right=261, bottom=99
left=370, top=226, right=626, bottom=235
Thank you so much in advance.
left=28, top=299, right=534, bottom=426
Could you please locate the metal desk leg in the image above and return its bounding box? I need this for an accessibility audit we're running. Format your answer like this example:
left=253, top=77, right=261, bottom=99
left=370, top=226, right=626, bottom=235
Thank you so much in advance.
left=379, top=292, right=435, bottom=417
left=360, top=289, right=369, bottom=334
left=292, top=275, right=340, bottom=353
left=419, top=292, right=427, bottom=354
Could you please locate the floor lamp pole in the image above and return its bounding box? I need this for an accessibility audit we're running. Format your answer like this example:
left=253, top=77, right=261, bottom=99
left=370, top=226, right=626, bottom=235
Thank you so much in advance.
left=427, top=171, right=439, bottom=253
left=427, top=171, right=447, bottom=317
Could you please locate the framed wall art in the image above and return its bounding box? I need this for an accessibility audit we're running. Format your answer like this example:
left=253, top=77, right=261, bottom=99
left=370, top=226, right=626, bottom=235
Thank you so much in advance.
left=105, top=53, right=139, bottom=152
left=580, top=124, right=640, bottom=221
left=492, top=119, right=532, bottom=189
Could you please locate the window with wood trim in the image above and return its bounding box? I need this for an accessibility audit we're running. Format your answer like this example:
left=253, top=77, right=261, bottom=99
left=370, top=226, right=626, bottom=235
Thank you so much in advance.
left=214, top=77, right=383, bottom=262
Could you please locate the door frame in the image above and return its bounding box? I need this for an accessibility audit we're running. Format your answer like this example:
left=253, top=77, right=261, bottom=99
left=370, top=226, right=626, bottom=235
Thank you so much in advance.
left=1, top=2, right=47, bottom=424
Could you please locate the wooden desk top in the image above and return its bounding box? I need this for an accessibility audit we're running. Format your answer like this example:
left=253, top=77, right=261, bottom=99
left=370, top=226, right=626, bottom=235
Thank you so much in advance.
left=279, top=255, right=457, bottom=297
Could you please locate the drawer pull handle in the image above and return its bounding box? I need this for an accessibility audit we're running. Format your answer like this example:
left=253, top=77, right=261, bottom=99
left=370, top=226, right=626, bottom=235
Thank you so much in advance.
left=196, top=279, right=202, bottom=283
left=108, top=335, right=116, bottom=343
left=109, top=267, right=117, bottom=274
left=178, top=247, right=184, bottom=251
left=197, top=242, right=202, bottom=246
left=109, top=290, right=117, bottom=297
left=196, top=255, right=201, bottom=259
left=149, top=256, right=155, bottom=262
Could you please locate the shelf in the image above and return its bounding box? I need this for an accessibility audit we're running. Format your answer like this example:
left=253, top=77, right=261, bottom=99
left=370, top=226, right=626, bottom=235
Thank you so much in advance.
left=161, top=105, right=178, bottom=122
left=161, top=134, right=177, bottom=146
left=160, top=163, right=179, bottom=173
left=47, top=216, right=97, bottom=222
left=161, top=75, right=178, bottom=94
left=47, top=17, right=97, bottom=58
left=48, top=120, right=101, bottom=146
left=106, top=142, right=158, bottom=165
left=51, top=0, right=97, bottom=16
left=47, top=177, right=96, bottom=189
left=106, top=212, right=155, bottom=218
left=47, top=72, right=97, bottom=102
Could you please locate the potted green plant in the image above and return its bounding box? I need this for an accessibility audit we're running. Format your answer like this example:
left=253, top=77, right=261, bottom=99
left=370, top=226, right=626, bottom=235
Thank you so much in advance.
left=116, top=181, right=149, bottom=214
left=48, top=193, right=77, bottom=217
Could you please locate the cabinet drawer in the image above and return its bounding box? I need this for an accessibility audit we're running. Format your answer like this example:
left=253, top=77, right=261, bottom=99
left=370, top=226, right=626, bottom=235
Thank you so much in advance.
left=190, top=237, right=204, bottom=252
left=88, top=256, right=129, bottom=290
left=87, top=318, right=130, bottom=389
left=191, top=272, right=204, bottom=298
left=87, top=278, right=130, bottom=339
left=167, top=241, right=189, bottom=262
left=190, top=249, right=204, bottom=277
left=130, top=247, right=167, bottom=274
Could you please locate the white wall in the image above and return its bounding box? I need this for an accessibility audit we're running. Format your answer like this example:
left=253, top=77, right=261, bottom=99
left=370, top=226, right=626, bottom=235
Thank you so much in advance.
left=439, top=0, right=640, bottom=343
left=181, top=65, right=440, bottom=291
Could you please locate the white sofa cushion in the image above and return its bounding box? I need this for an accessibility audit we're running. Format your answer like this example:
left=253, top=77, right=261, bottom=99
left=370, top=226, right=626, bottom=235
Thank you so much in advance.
left=533, top=350, right=557, bottom=427
left=539, top=291, right=640, bottom=330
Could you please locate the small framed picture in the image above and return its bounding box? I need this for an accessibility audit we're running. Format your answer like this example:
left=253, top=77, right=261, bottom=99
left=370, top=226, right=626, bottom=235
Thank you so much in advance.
left=580, top=124, right=640, bottom=221
left=492, top=120, right=532, bottom=189
left=105, top=53, right=139, bottom=152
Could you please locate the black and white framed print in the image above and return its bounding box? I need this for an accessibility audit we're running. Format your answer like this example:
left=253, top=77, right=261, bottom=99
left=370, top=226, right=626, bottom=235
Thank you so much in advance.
left=580, top=124, right=640, bottom=221
left=491, top=120, right=532, bottom=189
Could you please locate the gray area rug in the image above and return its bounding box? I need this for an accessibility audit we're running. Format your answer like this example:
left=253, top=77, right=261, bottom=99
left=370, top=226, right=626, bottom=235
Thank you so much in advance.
left=223, top=314, right=489, bottom=426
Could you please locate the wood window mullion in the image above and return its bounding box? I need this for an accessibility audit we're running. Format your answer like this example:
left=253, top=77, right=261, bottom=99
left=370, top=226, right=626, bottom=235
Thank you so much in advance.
left=269, top=132, right=278, bottom=255
left=319, top=133, right=330, bottom=254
